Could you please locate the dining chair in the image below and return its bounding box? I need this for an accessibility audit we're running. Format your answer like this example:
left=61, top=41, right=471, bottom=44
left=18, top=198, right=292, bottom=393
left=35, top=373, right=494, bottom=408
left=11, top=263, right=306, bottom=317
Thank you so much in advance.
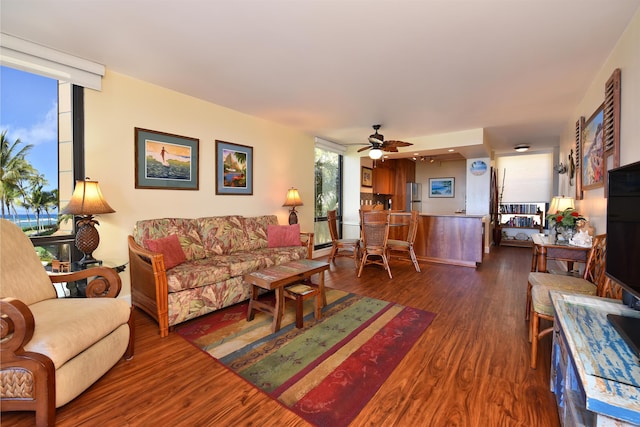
left=327, top=209, right=360, bottom=268
left=358, top=210, right=392, bottom=279
left=387, top=210, right=421, bottom=272
left=528, top=234, right=607, bottom=369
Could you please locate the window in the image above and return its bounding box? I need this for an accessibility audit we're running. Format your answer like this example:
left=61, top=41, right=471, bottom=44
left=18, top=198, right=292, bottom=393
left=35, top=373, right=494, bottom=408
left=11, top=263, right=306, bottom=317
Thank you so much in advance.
left=1, top=65, right=84, bottom=263
left=314, top=146, right=343, bottom=249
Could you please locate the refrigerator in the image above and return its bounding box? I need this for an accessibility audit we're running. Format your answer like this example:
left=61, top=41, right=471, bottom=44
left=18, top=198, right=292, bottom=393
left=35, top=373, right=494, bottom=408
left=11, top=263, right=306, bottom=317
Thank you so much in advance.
left=406, top=182, right=422, bottom=212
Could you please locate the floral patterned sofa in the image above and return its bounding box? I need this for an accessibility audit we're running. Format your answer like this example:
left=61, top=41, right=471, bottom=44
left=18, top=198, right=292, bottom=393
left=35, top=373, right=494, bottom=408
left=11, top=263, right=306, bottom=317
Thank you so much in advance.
left=127, top=215, right=313, bottom=337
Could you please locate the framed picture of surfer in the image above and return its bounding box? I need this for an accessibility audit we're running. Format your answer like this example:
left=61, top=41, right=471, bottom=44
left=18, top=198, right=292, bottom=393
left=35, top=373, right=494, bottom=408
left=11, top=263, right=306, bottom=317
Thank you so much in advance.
left=135, top=127, right=199, bottom=190
left=215, top=140, right=253, bottom=195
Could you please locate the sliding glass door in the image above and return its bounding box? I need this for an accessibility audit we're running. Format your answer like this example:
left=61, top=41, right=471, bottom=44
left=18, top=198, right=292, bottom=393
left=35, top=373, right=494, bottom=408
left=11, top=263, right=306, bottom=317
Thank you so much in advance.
left=314, top=147, right=343, bottom=249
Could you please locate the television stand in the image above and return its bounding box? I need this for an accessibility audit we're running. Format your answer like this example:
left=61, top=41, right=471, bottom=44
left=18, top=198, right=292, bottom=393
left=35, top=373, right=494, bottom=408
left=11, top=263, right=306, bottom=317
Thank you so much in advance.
left=608, top=314, right=640, bottom=361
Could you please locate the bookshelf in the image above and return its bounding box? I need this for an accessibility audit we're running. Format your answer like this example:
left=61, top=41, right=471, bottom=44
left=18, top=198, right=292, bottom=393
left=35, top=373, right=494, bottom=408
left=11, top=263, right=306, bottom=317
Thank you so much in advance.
left=498, top=203, right=545, bottom=247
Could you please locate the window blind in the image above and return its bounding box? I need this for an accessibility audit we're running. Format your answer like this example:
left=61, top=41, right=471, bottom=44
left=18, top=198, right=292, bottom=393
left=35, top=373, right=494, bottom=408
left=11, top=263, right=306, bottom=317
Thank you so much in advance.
left=0, top=33, right=104, bottom=90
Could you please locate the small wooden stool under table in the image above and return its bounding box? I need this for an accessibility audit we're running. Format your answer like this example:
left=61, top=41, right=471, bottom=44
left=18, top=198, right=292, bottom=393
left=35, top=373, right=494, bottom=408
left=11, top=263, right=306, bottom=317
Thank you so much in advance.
left=244, top=259, right=330, bottom=332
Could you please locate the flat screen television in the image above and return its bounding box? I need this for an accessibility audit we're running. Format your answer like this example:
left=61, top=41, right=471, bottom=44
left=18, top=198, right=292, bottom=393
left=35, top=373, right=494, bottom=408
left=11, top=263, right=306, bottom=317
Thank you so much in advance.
left=606, top=160, right=640, bottom=358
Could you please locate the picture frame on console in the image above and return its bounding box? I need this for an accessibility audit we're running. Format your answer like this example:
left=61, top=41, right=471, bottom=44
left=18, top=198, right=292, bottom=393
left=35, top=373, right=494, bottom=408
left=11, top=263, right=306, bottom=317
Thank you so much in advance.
left=581, top=103, right=605, bottom=190
left=429, top=177, right=455, bottom=198
left=215, top=140, right=253, bottom=195
left=134, top=127, right=199, bottom=190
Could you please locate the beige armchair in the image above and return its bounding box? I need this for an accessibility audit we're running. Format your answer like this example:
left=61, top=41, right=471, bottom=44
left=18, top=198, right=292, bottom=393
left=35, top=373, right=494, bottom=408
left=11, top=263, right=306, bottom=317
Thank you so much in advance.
left=0, top=219, right=134, bottom=426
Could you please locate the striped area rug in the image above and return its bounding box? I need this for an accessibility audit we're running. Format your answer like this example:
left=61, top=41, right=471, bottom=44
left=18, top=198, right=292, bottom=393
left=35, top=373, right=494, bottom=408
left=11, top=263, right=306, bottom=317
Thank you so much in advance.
left=177, top=289, right=436, bottom=426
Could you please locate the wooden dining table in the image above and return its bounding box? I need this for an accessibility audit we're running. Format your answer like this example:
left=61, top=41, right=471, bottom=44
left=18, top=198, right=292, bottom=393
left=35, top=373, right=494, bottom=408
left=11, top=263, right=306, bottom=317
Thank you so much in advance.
left=530, top=233, right=591, bottom=273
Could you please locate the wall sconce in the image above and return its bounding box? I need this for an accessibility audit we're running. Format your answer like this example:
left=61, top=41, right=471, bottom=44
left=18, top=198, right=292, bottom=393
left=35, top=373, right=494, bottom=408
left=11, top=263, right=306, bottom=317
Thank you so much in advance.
left=60, top=178, right=115, bottom=265
left=554, top=163, right=568, bottom=174
left=282, top=187, right=303, bottom=225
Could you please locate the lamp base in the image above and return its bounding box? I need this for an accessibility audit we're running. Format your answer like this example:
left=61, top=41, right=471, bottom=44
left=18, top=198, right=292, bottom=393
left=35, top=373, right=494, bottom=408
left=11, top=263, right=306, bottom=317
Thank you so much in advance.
left=288, top=209, right=298, bottom=225
left=75, top=217, right=101, bottom=265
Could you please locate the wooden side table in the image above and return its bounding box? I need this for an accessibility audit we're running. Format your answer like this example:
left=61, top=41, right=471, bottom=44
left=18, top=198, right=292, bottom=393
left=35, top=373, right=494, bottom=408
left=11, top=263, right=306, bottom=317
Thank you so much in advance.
left=244, top=259, right=330, bottom=333
left=531, top=233, right=590, bottom=273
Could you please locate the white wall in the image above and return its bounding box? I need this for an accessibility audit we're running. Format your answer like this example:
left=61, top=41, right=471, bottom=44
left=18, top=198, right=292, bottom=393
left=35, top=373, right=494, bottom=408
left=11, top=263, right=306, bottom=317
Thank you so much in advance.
left=558, top=9, right=640, bottom=233
left=84, top=70, right=315, bottom=299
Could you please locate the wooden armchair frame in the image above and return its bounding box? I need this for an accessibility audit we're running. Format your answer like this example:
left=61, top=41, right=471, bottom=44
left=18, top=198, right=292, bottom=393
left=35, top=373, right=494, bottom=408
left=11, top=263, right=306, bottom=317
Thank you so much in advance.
left=1, top=267, right=134, bottom=427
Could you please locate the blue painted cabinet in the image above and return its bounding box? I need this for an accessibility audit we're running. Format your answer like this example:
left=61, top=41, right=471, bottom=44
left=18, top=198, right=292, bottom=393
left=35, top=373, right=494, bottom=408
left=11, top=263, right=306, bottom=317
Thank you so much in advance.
left=551, top=293, right=640, bottom=426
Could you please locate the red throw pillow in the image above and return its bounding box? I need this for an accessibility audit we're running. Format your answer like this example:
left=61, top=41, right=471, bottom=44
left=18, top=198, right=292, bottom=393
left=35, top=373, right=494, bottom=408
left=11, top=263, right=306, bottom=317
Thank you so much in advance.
left=267, top=224, right=301, bottom=248
left=144, top=234, right=186, bottom=269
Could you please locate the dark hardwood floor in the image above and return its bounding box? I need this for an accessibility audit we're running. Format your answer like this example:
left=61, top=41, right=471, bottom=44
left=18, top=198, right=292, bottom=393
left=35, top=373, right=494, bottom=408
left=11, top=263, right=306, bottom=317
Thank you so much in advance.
left=4, top=246, right=560, bottom=426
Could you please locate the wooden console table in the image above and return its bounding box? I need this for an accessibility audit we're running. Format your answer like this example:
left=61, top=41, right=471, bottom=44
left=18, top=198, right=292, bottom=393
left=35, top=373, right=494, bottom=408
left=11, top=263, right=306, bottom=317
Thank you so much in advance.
left=550, top=292, right=640, bottom=426
left=531, top=233, right=590, bottom=273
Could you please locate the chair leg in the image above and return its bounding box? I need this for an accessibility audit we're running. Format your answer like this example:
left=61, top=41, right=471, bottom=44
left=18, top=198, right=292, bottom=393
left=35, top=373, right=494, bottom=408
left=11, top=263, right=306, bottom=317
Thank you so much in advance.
left=382, top=254, right=393, bottom=279
left=525, top=282, right=532, bottom=321
left=530, top=310, right=539, bottom=369
left=328, top=246, right=338, bottom=264
left=357, top=253, right=367, bottom=278
left=409, top=248, right=421, bottom=272
left=353, top=245, right=359, bottom=269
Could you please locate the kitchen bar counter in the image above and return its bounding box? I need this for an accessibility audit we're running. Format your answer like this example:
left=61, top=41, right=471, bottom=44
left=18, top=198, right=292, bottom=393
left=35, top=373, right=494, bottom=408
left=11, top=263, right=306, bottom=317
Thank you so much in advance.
left=414, top=213, right=485, bottom=268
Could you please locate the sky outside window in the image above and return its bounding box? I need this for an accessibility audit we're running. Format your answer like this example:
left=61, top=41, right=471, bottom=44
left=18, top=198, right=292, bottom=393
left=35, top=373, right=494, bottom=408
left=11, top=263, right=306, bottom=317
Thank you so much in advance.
left=0, top=65, right=59, bottom=214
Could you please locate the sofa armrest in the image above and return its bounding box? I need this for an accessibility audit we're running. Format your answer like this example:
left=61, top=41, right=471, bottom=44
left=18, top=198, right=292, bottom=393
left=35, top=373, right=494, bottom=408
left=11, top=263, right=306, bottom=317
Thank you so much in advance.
left=300, top=232, right=314, bottom=259
left=0, top=297, right=56, bottom=426
left=48, top=267, right=122, bottom=298
left=127, top=236, right=170, bottom=337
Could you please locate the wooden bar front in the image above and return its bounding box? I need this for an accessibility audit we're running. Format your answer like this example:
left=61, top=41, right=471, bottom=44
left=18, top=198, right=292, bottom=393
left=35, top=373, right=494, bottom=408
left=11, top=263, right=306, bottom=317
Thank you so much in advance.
left=414, top=214, right=484, bottom=268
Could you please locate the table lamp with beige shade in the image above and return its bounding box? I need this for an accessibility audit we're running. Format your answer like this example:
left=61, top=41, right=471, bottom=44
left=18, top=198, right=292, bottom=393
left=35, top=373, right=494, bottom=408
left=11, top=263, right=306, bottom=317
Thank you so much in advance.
left=283, top=188, right=303, bottom=225
left=61, top=178, right=115, bottom=265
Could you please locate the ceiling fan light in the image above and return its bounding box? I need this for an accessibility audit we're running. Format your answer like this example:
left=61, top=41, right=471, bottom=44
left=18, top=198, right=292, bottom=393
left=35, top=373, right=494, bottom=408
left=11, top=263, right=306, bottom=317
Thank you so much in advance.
left=369, top=148, right=383, bottom=160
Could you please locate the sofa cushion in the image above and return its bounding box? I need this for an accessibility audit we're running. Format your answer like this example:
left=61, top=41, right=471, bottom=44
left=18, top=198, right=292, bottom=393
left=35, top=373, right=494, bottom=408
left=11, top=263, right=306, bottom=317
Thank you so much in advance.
left=197, top=216, right=248, bottom=256
left=144, top=234, right=187, bottom=269
left=134, top=218, right=206, bottom=261
left=267, top=224, right=301, bottom=248
left=243, top=215, right=278, bottom=251
left=25, top=297, right=131, bottom=369
left=166, top=258, right=232, bottom=292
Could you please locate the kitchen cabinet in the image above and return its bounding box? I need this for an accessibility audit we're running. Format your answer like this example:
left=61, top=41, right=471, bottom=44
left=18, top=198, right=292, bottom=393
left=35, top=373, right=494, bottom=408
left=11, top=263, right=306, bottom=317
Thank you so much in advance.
left=373, top=163, right=394, bottom=195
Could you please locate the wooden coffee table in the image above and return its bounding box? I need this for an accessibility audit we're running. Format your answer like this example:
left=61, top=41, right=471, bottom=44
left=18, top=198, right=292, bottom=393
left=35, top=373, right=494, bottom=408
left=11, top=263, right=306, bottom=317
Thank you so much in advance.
left=244, top=259, right=330, bottom=332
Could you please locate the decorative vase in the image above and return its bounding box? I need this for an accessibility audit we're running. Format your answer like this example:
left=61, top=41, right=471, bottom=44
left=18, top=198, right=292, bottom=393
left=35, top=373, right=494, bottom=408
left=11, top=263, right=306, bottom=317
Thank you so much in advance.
left=555, top=225, right=574, bottom=243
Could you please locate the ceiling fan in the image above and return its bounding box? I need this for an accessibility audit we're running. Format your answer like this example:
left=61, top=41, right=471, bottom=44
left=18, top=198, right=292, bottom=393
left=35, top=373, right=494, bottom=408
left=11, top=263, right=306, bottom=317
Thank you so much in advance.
left=358, top=125, right=413, bottom=159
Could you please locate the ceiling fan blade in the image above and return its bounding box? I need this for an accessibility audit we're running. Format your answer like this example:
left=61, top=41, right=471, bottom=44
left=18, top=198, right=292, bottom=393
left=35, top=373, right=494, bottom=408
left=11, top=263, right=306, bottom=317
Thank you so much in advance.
left=383, top=146, right=399, bottom=152
left=357, top=146, right=372, bottom=152
left=384, top=140, right=413, bottom=148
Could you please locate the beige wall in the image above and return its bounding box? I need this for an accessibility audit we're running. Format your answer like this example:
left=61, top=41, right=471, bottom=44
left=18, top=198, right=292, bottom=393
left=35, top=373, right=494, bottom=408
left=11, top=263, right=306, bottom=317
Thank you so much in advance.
left=84, top=70, right=315, bottom=300
left=558, top=9, right=640, bottom=233
left=416, top=159, right=467, bottom=214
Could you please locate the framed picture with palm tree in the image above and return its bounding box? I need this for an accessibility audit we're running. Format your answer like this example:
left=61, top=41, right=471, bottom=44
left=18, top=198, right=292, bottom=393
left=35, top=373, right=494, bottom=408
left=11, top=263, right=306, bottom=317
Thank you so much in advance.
left=215, top=140, right=253, bottom=195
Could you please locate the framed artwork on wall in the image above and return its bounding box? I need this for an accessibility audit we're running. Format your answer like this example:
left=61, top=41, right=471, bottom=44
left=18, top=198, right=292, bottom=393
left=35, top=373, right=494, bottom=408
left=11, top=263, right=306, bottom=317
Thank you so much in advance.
left=134, top=127, right=199, bottom=190
left=429, top=177, right=455, bottom=198
left=581, top=103, right=605, bottom=191
left=215, top=140, right=253, bottom=195
left=361, top=166, right=373, bottom=187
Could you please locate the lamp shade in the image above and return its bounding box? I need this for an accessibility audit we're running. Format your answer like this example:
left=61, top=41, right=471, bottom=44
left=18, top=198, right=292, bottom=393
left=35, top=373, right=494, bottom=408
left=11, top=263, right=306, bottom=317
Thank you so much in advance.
left=61, top=179, right=115, bottom=216
left=369, top=148, right=383, bottom=160
left=548, top=196, right=575, bottom=214
left=282, top=188, right=303, bottom=207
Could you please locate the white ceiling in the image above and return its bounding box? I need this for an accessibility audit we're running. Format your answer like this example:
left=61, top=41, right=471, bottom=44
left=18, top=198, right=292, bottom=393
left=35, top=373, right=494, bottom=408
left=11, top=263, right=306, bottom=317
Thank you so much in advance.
left=2, top=0, right=639, bottom=158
